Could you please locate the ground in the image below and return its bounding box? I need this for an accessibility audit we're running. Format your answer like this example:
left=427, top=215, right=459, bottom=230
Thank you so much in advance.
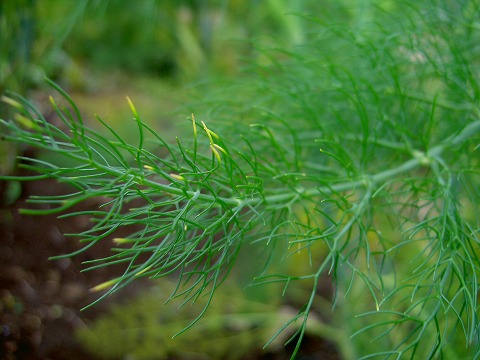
left=0, top=175, right=138, bottom=359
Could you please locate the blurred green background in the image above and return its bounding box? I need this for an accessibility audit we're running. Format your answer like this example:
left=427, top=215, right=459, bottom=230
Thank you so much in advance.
left=0, top=0, right=401, bottom=106
left=0, top=0, right=402, bottom=173
left=1, top=0, right=312, bottom=173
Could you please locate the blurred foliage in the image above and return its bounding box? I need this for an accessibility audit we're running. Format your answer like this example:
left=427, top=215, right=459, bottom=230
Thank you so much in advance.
left=0, top=0, right=404, bottom=176
left=0, top=0, right=35, bottom=175
left=61, top=0, right=318, bottom=82
left=76, top=280, right=318, bottom=360
left=1, top=0, right=408, bottom=93
left=0, top=0, right=35, bottom=95
left=0, top=0, right=316, bottom=173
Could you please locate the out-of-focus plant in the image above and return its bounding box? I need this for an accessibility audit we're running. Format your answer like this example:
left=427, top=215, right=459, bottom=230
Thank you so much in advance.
left=1, top=0, right=480, bottom=359
left=76, top=279, right=336, bottom=359
left=60, top=0, right=316, bottom=80
left=0, top=0, right=91, bottom=177
left=0, top=0, right=35, bottom=96
left=0, top=0, right=35, bottom=176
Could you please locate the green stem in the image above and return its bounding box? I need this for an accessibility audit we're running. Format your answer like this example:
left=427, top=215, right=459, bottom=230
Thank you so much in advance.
left=264, top=120, right=480, bottom=205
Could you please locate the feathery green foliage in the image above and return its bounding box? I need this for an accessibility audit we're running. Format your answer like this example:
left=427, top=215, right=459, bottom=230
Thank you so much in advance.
left=1, top=0, right=480, bottom=358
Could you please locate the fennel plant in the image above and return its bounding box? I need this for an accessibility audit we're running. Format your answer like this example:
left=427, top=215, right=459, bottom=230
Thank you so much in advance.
left=1, top=1, right=480, bottom=358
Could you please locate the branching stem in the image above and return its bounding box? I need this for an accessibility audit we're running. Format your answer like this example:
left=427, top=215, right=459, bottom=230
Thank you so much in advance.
left=264, top=120, right=480, bottom=205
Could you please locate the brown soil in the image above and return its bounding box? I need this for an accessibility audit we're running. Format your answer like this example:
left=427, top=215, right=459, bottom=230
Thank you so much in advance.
left=0, top=174, right=152, bottom=360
